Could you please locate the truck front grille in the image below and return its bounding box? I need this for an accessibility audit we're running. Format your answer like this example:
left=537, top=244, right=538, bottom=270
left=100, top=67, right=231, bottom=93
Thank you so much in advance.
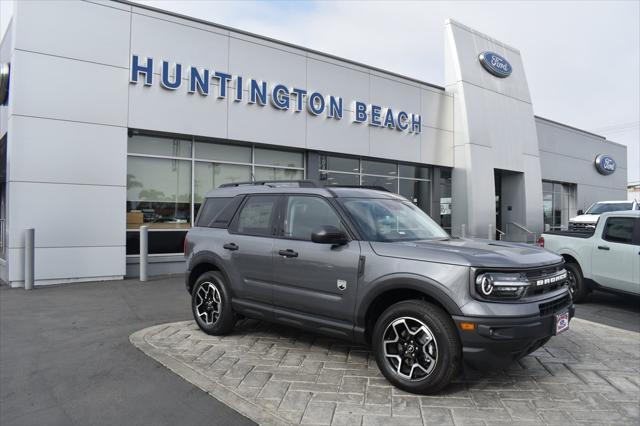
left=539, top=294, right=571, bottom=316
left=569, top=222, right=594, bottom=231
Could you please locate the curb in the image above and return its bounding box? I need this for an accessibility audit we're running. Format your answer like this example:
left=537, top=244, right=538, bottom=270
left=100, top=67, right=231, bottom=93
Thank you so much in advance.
left=130, top=323, right=291, bottom=426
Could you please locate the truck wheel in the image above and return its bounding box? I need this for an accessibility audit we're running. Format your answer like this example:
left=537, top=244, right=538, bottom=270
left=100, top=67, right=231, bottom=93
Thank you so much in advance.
left=372, top=300, right=461, bottom=394
left=565, top=262, right=587, bottom=303
left=191, top=271, right=236, bottom=335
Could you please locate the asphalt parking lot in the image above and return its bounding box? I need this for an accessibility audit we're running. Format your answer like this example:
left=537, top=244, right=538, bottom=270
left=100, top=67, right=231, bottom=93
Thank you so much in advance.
left=572, top=291, right=640, bottom=333
left=0, top=276, right=254, bottom=426
left=1, top=275, right=639, bottom=426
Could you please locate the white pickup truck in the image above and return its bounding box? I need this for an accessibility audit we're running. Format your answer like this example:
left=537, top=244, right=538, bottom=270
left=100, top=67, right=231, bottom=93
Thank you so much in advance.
left=569, top=199, right=639, bottom=230
left=539, top=210, right=640, bottom=302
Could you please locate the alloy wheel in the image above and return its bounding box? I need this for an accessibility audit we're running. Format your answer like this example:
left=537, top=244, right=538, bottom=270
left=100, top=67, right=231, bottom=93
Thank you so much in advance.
left=382, top=316, right=438, bottom=381
left=195, top=282, right=222, bottom=325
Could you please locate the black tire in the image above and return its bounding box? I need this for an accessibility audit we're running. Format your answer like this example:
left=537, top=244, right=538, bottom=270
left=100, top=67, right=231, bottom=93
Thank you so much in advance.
left=565, top=262, right=588, bottom=303
left=372, top=300, right=461, bottom=394
left=191, top=271, right=236, bottom=335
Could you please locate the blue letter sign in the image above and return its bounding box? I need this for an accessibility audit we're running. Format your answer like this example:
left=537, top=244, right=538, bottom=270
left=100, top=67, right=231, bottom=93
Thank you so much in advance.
left=129, top=55, right=423, bottom=135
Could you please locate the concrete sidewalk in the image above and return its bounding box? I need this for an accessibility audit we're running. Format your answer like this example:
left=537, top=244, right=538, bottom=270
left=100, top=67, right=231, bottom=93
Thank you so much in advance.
left=0, top=276, right=254, bottom=426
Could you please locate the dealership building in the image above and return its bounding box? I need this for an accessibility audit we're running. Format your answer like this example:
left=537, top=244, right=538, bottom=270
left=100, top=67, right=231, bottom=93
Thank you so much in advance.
left=0, top=0, right=628, bottom=287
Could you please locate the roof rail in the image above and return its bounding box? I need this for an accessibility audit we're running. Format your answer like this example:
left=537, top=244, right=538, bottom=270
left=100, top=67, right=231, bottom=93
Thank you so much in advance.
left=218, top=180, right=319, bottom=188
left=218, top=180, right=392, bottom=193
left=326, top=185, right=391, bottom=192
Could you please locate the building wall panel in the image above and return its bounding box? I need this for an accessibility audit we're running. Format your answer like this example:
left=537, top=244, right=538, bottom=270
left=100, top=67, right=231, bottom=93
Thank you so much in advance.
left=14, top=0, right=130, bottom=68
left=7, top=181, right=125, bottom=249
left=9, top=116, right=127, bottom=187
left=8, top=246, right=125, bottom=284
left=130, top=12, right=230, bottom=75
left=11, top=51, right=128, bottom=127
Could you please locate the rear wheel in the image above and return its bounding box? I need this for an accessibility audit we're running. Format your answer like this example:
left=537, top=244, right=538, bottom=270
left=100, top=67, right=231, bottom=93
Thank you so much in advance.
left=565, top=262, right=588, bottom=303
left=372, top=300, right=461, bottom=394
left=191, top=271, right=236, bottom=335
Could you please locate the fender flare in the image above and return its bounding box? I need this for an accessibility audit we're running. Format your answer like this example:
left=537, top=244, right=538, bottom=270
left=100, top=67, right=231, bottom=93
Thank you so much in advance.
left=355, top=273, right=462, bottom=329
left=186, top=251, right=233, bottom=294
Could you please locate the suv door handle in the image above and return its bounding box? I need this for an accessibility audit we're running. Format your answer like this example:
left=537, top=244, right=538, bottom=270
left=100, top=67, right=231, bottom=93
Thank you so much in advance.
left=597, top=245, right=610, bottom=251
left=278, top=249, right=299, bottom=258
left=223, top=243, right=239, bottom=251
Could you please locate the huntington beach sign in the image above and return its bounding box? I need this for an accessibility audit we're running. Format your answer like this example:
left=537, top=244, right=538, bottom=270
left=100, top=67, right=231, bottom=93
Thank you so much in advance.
left=129, top=55, right=423, bottom=135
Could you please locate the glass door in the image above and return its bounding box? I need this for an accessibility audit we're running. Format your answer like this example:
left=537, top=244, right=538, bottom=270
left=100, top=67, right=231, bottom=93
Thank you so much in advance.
left=494, top=170, right=502, bottom=237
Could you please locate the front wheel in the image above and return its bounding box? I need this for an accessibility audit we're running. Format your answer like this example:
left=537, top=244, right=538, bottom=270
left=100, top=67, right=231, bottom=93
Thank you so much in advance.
left=565, top=262, right=588, bottom=303
left=191, top=271, right=236, bottom=335
left=372, top=300, right=461, bottom=394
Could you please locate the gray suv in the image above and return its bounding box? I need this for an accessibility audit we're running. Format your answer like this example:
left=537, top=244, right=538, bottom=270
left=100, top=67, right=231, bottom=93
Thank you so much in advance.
left=184, top=181, right=574, bottom=394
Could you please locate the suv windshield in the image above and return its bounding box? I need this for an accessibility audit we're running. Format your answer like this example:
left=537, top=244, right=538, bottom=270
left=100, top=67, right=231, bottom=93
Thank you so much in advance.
left=585, top=202, right=633, bottom=214
left=341, top=198, right=449, bottom=242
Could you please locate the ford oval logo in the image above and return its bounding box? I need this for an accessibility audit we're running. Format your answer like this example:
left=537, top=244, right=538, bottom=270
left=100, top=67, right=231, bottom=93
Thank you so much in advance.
left=478, top=52, right=512, bottom=78
left=595, top=154, right=616, bottom=175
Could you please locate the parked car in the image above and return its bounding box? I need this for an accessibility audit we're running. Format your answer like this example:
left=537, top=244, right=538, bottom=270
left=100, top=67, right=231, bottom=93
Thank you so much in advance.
left=540, top=210, right=640, bottom=302
left=184, top=181, right=574, bottom=394
left=569, top=199, right=639, bottom=231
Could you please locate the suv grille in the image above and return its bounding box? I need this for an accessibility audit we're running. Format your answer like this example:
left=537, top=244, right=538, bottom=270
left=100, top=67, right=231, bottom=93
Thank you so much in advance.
left=524, top=266, right=568, bottom=296
left=539, top=294, right=571, bottom=316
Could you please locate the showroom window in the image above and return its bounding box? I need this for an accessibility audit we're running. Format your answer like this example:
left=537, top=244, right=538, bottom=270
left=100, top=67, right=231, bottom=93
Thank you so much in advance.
left=126, top=133, right=305, bottom=255
left=439, top=169, right=452, bottom=233
left=542, top=180, right=577, bottom=231
left=319, top=154, right=432, bottom=215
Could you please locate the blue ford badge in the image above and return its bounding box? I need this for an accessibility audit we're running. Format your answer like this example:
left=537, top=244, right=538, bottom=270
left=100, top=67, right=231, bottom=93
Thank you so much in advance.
left=594, top=154, right=616, bottom=175
left=478, top=52, right=512, bottom=78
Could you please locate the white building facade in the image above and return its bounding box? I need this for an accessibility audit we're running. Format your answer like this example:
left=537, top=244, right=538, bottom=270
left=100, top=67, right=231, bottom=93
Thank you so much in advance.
left=0, top=0, right=628, bottom=287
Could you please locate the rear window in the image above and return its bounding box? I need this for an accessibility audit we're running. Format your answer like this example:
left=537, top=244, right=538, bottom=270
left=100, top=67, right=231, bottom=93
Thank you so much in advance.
left=602, top=217, right=635, bottom=244
left=196, top=197, right=244, bottom=228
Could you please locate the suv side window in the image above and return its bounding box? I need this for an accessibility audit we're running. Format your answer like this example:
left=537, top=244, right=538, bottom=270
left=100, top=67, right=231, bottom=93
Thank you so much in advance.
left=284, top=196, right=344, bottom=240
left=233, top=195, right=279, bottom=236
left=602, top=217, right=635, bottom=244
left=196, top=197, right=232, bottom=227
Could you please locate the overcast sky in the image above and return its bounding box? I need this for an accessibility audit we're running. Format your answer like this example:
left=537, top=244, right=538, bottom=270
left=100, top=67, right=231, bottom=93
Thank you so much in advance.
left=1, top=0, right=638, bottom=184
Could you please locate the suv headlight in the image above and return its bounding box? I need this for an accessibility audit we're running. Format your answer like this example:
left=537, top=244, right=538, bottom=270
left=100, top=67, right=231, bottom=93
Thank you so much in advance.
left=475, top=272, right=530, bottom=300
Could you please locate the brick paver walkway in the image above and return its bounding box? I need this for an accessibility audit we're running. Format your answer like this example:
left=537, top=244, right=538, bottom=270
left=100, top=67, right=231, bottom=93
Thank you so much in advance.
left=130, top=318, right=639, bottom=425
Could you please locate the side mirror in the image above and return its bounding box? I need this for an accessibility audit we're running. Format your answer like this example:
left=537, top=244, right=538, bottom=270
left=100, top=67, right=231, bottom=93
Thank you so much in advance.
left=311, top=226, right=349, bottom=245
left=577, top=209, right=584, bottom=215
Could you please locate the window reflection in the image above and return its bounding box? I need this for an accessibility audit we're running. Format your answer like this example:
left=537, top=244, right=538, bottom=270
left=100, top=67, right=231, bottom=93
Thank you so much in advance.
left=254, top=167, right=304, bottom=181
left=194, top=163, right=251, bottom=216
left=126, top=157, right=191, bottom=230
left=319, top=154, right=437, bottom=222
left=542, top=180, right=576, bottom=231
left=126, top=134, right=305, bottom=254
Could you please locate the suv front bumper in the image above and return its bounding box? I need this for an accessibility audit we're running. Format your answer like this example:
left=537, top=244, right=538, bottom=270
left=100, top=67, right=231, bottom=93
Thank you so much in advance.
left=452, top=302, right=575, bottom=370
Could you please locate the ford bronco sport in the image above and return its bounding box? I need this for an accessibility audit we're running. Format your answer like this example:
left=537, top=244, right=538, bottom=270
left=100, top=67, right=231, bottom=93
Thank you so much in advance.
left=184, top=181, right=574, bottom=394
